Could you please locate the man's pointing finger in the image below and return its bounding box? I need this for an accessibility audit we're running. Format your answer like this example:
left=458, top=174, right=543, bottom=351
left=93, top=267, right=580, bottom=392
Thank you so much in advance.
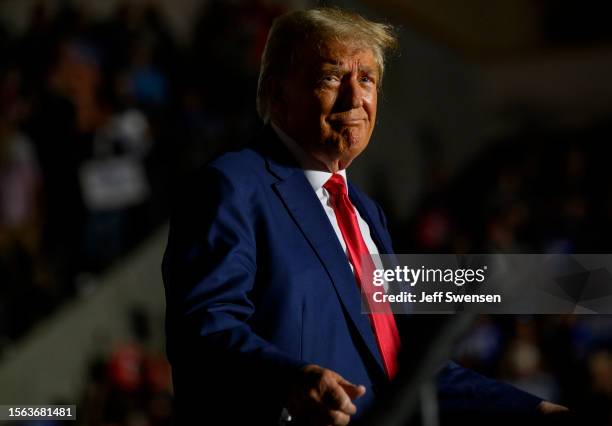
left=338, top=377, right=366, bottom=400
left=323, top=382, right=357, bottom=415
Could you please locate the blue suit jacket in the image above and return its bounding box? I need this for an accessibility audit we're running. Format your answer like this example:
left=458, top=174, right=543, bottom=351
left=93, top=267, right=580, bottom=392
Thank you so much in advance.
left=162, top=125, right=542, bottom=424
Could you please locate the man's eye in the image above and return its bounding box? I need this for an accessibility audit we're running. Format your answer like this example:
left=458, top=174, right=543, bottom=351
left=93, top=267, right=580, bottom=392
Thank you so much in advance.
left=321, top=75, right=340, bottom=84
left=360, top=75, right=375, bottom=84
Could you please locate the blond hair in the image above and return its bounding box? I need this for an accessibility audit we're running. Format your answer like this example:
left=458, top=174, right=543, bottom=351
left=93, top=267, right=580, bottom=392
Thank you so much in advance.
left=256, top=7, right=397, bottom=123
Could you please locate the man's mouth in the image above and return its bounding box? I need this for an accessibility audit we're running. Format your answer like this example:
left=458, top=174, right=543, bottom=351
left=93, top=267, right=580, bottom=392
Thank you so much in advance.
left=330, top=118, right=365, bottom=127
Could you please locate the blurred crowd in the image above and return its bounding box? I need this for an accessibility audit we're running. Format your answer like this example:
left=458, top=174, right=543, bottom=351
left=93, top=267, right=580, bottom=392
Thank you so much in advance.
left=454, top=315, right=612, bottom=425
left=400, top=122, right=612, bottom=424
left=77, top=309, right=173, bottom=426
left=2, top=0, right=612, bottom=425
left=11, top=308, right=172, bottom=426
left=0, top=0, right=286, bottom=353
left=401, top=123, right=612, bottom=255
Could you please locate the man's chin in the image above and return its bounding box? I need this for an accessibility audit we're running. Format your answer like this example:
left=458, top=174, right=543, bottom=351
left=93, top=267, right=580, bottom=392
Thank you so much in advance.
left=328, top=142, right=365, bottom=170
left=326, top=131, right=365, bottom=153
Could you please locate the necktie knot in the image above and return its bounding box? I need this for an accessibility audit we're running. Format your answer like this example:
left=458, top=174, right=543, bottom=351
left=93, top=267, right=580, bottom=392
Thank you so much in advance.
left=323, top=173, right=347, bottom=199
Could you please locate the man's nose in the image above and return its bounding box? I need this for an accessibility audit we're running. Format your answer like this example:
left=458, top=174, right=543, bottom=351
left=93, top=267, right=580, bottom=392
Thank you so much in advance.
left=338, top=76, right=363, bottom=110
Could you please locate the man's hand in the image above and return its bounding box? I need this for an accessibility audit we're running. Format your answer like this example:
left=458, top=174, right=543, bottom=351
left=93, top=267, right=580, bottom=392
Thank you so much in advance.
left=287, top=364, right=366, bottom=425
left=537, top=400, right=570, bottom=415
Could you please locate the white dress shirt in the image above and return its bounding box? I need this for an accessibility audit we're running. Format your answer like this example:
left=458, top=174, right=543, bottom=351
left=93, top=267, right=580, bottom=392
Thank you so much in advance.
left=271, top=122, right=382, bottom=267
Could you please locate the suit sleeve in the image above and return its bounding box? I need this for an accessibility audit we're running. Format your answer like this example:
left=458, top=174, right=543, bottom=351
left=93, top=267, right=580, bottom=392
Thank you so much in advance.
left=437, top=361, right=542, bottom=418
left=162, top=166, right=307, bottom=419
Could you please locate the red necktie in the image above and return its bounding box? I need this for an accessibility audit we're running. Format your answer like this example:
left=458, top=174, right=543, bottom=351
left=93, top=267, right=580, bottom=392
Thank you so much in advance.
left=323, top=173, right=401, bottom=379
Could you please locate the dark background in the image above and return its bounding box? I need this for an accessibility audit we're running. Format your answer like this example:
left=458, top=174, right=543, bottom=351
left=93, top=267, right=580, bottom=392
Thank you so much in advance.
left=1, top=0, right=611, bottom=424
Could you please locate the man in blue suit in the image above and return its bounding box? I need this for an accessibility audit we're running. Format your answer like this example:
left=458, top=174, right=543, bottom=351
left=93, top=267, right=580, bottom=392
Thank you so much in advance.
left=162, top=7, right=567, bottom=425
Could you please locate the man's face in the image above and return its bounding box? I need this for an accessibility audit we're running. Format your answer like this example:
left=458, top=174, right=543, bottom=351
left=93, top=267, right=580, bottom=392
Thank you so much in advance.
left=274, top=40, right=379, bottom=171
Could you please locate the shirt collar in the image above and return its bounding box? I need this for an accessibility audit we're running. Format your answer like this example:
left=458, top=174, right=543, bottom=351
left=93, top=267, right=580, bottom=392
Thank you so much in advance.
left=271, top=121, right=348, bottom=194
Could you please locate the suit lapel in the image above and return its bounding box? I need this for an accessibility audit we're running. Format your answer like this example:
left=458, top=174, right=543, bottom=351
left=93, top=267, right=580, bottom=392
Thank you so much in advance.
left=260, top=131, right=385, bottom=375
left=348, top=184, right=394, bottom=256
left=349, top=184, right=411, bottom=317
